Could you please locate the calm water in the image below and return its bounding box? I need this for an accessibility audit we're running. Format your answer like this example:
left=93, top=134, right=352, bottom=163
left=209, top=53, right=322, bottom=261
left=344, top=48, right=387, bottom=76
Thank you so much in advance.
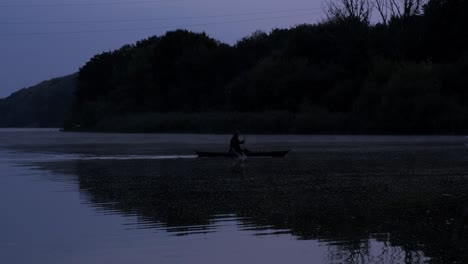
left=1, top=129, right=468, bottom=264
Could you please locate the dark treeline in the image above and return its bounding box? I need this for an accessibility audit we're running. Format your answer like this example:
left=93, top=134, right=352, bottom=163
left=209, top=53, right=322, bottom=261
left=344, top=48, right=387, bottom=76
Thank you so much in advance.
left=0, top=74, right=77, bottom=128
left=67, top=0, right=468, bottom=134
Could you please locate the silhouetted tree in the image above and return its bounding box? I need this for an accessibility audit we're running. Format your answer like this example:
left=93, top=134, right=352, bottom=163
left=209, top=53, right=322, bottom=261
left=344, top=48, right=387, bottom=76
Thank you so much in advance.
left=325, top=0, right=372, bottom=23
left=388, top=0, right=426, bottom=19
left=64, top=0, right=468, bottom=134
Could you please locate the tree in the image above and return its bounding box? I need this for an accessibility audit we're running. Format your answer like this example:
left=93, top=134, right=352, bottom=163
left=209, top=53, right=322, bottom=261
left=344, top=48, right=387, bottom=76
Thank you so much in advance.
left=373, top=0, right=390, bottom=24
left=388, top=0, right=426, bottom=19
left=372, top=0, right=427, bottom=25
left=325, top=0, right=372, bottom=23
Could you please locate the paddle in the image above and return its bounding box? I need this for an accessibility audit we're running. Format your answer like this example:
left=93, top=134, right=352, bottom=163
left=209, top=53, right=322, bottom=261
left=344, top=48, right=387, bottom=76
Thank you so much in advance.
left=241, top=136, right=247, bottom=161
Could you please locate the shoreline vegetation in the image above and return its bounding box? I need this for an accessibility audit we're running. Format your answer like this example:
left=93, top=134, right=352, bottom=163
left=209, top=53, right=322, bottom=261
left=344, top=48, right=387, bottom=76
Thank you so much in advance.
left=65, top=0, right=468, bottom=135
left=63, top=111, right=466, bottom=135
left=65, top=111, right=346, bottom=134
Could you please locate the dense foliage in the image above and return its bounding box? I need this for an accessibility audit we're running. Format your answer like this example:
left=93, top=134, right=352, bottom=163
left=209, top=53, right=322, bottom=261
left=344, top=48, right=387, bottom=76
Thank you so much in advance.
left=0, top=74, right=76, bottom=127
left=67, top=0, right=468, bottom=134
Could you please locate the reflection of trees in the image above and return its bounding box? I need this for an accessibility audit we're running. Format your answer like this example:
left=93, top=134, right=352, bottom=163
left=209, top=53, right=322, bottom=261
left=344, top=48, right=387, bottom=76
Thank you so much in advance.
left=47, top=148, right=468, bottom=263
left=326, top=238, right=428, bottom=263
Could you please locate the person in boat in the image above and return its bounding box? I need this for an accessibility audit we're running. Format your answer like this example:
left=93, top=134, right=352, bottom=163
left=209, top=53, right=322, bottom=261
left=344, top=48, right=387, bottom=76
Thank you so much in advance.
left=229, top=131, right=249, bottom=155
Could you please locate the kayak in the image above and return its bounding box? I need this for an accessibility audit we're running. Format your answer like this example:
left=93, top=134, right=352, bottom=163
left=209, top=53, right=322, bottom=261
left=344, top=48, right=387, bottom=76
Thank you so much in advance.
left=195, top=150, right=289, bottom=158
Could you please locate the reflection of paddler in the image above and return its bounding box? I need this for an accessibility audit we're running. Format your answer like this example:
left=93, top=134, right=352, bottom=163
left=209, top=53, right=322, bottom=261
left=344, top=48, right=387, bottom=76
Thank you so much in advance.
left=229, top=131, right=249, bottom=155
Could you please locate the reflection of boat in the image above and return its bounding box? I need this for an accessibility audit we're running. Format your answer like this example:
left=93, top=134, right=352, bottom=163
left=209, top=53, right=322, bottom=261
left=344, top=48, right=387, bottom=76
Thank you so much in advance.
left=195, top=150, right=290, bottom=158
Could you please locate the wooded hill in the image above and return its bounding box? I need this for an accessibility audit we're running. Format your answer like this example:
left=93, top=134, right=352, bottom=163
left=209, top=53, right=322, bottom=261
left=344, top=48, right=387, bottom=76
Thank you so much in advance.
left=0, top=74, right=77, bottom=128
left=42, top=0, right=468, bottom=133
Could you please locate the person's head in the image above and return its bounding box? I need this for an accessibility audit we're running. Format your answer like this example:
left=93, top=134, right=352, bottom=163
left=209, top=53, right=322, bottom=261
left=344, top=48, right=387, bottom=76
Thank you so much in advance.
left=234, top=130, right=240, bottom=137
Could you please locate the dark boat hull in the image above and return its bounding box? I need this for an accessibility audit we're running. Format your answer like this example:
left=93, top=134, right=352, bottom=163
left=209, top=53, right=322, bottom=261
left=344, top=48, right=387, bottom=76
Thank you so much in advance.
left=195, top=150, right=289, bottom=158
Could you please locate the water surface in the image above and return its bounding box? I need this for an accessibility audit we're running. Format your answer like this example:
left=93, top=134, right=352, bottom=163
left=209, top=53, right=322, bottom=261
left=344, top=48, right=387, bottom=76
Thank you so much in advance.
left=1, top=129, right=467, bottom=263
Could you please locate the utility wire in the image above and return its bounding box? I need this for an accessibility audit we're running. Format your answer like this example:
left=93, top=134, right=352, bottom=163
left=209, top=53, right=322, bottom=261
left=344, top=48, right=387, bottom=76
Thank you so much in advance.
left=0, top=12, right=323, bottom=38
left=0, top=0, right=176, bottom=8
left=0, top=7, right=322, bottom=25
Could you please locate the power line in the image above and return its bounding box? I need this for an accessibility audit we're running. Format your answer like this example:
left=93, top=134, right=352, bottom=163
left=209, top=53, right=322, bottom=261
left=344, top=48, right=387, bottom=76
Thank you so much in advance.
left=0, top=12, right=323, bottom=38
left=0, top=7, right=322, bottom=25
left=0, top=0, right=175, bottom=8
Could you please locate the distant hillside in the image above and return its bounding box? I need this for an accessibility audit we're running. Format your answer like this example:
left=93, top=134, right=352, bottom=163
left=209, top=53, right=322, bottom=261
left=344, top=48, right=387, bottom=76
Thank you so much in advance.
left=0, top=74, right=77, bottom=127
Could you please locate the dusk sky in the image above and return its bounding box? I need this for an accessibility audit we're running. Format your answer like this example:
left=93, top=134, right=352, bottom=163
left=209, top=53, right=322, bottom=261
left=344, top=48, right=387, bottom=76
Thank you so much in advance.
left=0, top=0, right=325, bottom=98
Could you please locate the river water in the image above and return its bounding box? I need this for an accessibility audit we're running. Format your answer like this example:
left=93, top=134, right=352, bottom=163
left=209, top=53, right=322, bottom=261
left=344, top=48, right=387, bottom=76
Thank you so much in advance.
left=1, top=128, right=467, bottom=263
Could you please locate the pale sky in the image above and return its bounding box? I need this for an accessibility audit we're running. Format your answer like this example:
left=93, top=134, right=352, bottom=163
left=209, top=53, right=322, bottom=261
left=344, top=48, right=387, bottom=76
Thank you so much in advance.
left=0, top=0, right=325, bottom=98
